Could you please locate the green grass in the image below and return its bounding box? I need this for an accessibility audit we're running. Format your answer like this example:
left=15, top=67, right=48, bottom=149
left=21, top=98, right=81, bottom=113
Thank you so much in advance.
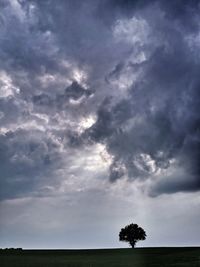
left=0, top=247, right=200, bottom=267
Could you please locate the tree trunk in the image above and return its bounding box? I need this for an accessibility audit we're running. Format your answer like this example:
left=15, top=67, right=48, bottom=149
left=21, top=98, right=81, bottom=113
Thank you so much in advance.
left=130, top=241, right=136, bottom=248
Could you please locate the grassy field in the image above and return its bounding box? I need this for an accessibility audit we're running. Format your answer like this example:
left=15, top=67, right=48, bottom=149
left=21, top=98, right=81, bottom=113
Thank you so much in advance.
left=0, top=247, right=200, bottom=267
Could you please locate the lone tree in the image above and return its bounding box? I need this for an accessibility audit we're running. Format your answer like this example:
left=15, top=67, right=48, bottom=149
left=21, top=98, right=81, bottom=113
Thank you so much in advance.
left=119, top=223, right=146, bottom=248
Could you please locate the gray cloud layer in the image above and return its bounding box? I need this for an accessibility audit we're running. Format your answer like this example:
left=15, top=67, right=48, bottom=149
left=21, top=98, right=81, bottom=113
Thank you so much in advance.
left=0, top=0, right=200, bottom=201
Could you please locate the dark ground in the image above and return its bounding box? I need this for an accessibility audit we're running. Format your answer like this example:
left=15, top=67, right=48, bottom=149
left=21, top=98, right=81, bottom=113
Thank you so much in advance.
left=0, top=247, right=200, bottom=267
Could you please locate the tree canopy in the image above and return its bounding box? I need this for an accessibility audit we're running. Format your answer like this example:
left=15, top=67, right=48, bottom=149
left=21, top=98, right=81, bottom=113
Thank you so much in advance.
left=119, top=223, right=146, bottom=248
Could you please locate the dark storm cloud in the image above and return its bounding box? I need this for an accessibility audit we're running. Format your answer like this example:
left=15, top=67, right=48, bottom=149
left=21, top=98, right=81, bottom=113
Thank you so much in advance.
left=83, top=97, right=114, bottom=142
left=0, top=2, right=51, bottom=73
left=0, top=97, right=22, bottom=126
left=33, top=81, right=92, bottom=109
left=0, top=128, right=61, bottom=200
left=0, top=0, right=200, bottom=201
left=106, top=0, right=200, bottom=23
left=64, top=81, right=92, bottom=100
left=79, top=0, right=200, bottom=194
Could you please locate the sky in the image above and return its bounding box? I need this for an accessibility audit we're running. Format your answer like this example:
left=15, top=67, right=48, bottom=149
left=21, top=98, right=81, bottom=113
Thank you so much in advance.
left=0, top=0, right=200, bottom=249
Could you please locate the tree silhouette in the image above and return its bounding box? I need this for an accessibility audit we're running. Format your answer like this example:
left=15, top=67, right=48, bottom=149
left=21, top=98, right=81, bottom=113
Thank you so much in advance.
left=119, top=223, right=146, bottom=248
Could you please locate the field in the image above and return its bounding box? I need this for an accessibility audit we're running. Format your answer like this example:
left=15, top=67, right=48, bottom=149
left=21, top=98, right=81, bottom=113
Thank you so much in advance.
left=0, top=247, right=200, bottom=267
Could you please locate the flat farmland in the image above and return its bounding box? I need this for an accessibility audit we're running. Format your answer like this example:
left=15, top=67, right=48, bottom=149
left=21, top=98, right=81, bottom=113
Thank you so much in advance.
left=0, top=247, right=199, bottom=267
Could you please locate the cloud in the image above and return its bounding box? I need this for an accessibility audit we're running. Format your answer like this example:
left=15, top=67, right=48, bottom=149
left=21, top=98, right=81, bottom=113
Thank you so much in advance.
left=0, top=0, right=200, bottom=203
left=79, top=1, right=200, bottom=194
left=0, top=128, right=62, bottom=200
left=33, top=81, right=92, bottom=110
